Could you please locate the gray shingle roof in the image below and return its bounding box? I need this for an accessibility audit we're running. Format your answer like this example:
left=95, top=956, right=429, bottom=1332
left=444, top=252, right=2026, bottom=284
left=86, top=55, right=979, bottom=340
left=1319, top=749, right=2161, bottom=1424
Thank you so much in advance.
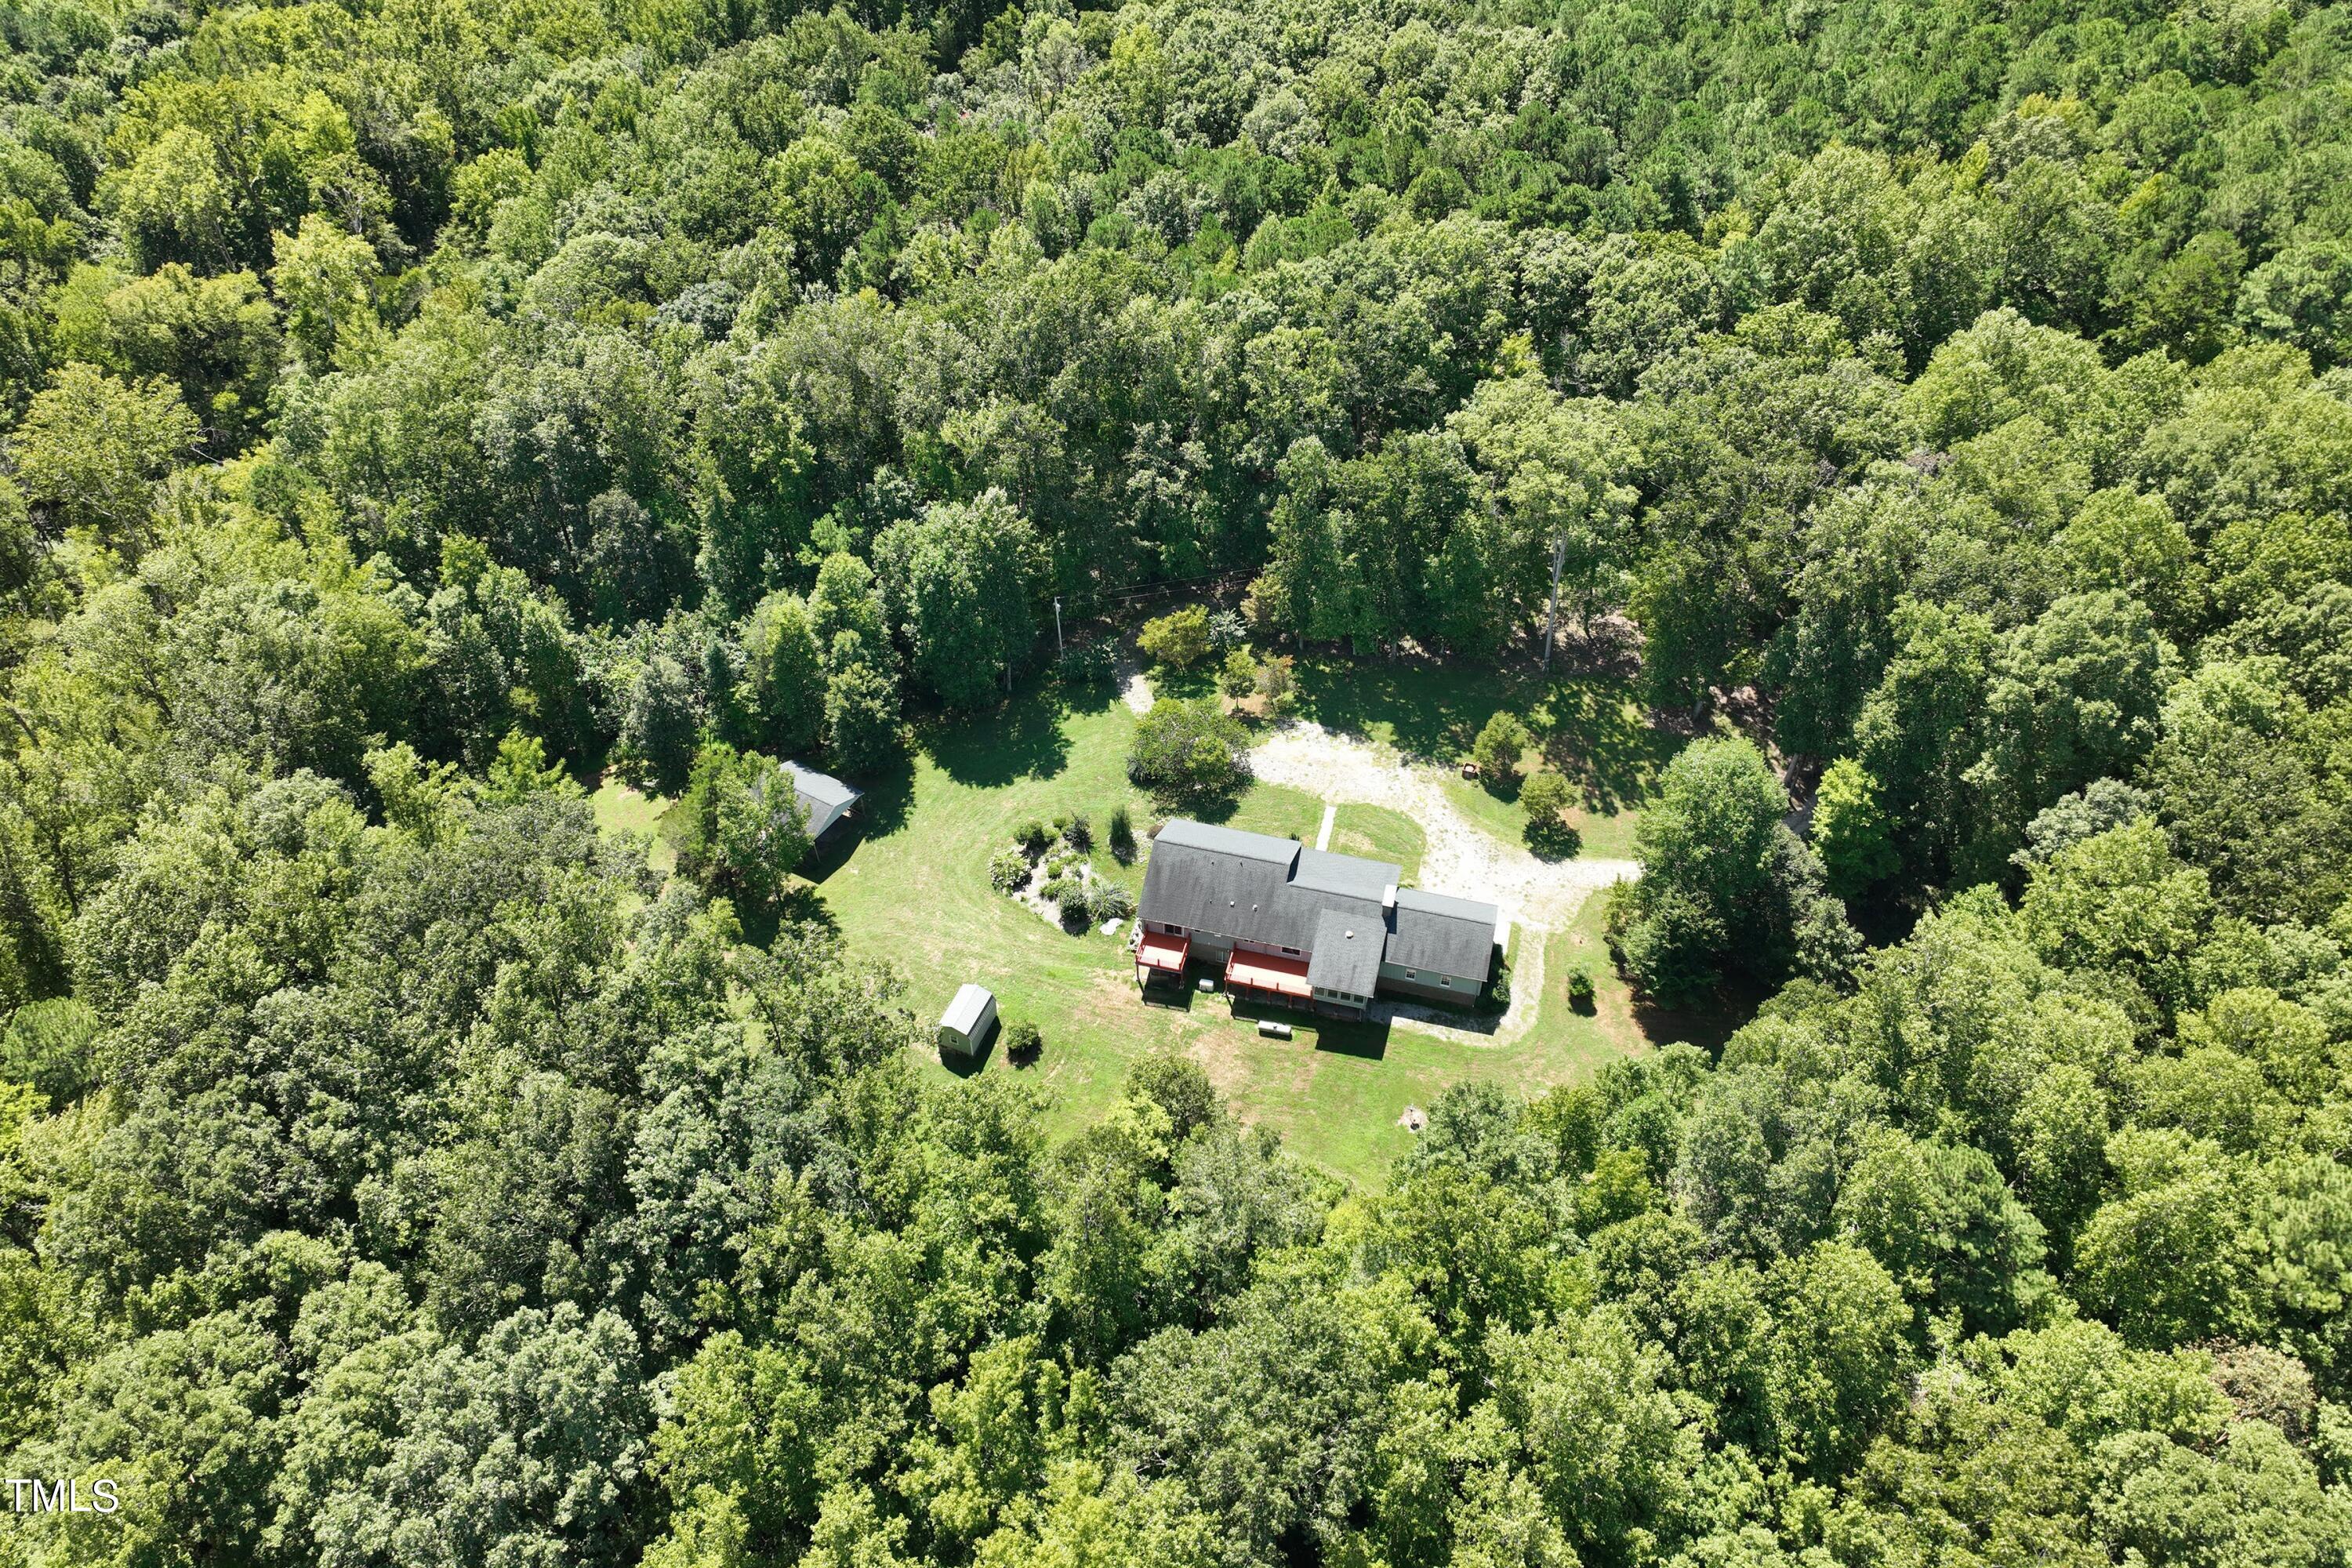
left=1306, top=909, right=1383, bottom=996
left=1153, top=818, right=1301, bottom=864
left=1140, top=822, right=1303, bottom=942
left=1386, top=888, right=1498, bottom=981
left=1291, top=845, right=1399, bottom=900
left=782, top=760, right=862, bottom=838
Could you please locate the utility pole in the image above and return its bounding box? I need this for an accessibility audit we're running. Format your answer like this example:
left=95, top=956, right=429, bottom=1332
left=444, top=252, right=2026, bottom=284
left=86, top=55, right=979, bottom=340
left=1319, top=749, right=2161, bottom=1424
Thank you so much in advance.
left=1542, top=532, right=1566, bottom=672
left=1054, top=596, right=1063, bottom=653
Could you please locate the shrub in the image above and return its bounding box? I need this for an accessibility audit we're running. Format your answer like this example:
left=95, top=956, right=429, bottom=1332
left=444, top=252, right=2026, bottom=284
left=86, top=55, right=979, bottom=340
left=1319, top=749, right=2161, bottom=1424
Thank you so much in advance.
left=1107, top=803, right=1136, bottom=862
left=1062, top=811, right=1092, bottom=851
left=1472, top=710, right=1533, bottom=786
left=1093, top=883, right=1134, bottom=921
left=1004, top=1019, right=1042, bottom=1062
left=1014, top=819, right=1051, bottom=857
left=1208, top=608, right=1249, bottom=649
left=1128, top=698, right=1251, bottom=803
left=989, top=847, right=1029, bottom=894
left=1138, top=605, right=1213, bottom=670
left=1567, top=967, right=1596, bottom=1011
left=1258, top=653, right=1298, bottom=717
left=1058, top=640, right=1117, bottom=687
left=1520, top=771, right=1582, bottom=858
left=1040, top=874, right=1079, bottom=907
left=1218, top=648, right=1258, bottom=698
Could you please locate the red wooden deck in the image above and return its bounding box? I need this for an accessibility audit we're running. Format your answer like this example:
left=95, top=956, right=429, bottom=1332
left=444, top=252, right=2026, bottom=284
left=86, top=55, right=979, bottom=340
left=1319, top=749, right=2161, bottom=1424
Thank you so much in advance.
left=1224, top=949, right=1312, bottom=1001
left=1135, top=929, right=1189, bottom=983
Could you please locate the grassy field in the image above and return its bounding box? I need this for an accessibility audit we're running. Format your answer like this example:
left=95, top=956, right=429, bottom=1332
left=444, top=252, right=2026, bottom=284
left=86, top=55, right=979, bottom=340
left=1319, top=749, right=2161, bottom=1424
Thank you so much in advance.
left=590, top=664, right=1690, bottom=1186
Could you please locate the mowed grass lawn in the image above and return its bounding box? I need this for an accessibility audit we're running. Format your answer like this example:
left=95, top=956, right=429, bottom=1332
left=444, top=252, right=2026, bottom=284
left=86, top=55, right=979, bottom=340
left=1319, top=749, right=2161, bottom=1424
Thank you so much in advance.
left=594, top=669, right=1676, bottom=1186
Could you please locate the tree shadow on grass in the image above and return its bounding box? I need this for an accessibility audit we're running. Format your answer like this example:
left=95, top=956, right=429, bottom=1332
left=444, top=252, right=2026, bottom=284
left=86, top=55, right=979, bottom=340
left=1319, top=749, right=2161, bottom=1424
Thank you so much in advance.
left=850, top=764, right=916, bottom=840
left=1541, top=681, right=1680, bottom=817
left=939, top=1018, right=999, bottom=1078
left=1478, top=771, right=1523, bottom=804
left=1147, top=667, right=1218, bottom=704
left=1056, top=673, right=1123, bottom=715
left=1525, top=825, right=1584, bottom=864
left=923, top=686, right=1072, bottom=787
left=740, top=885, right=839, bottom=951
left=1177, top=784, right=1251, bottom=826
left=1628, top=982, right=1762, bottom=1057
left=1292, top=657, right=1504, bottom=760
left=1229, top=996, right=1391, bottom=1060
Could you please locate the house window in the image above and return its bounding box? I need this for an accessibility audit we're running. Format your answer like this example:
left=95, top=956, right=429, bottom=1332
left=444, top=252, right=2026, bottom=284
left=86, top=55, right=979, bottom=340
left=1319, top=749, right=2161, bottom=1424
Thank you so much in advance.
left=1404, top=969, right=1417, bottom=980
left=1439, top=976, right=1452, bottom=987
left=1282, top=946, right=1300, bottom=956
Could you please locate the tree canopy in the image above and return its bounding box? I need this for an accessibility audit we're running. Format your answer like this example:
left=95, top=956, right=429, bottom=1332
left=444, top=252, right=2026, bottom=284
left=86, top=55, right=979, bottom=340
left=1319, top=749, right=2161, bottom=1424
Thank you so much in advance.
left=2, top=0, right=2351, bottom=1562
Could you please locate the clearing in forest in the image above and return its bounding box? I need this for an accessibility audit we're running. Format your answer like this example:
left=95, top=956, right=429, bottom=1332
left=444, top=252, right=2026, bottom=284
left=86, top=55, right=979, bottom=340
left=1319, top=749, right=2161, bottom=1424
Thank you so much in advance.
left=598, top=658, right=1695, bottom=1185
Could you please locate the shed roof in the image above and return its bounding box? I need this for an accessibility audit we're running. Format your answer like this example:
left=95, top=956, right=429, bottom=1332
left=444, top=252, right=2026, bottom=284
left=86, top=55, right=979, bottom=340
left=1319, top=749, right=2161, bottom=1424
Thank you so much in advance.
left=939, top=983, right=995, bottom=1034
left=1386, top=888, right=1498, bottom=981
left=782, top=760, right=862, bottom=837
left=1291, top=845, right=1398, bottom=901
left=1306, top=909, right=1383, bottom=996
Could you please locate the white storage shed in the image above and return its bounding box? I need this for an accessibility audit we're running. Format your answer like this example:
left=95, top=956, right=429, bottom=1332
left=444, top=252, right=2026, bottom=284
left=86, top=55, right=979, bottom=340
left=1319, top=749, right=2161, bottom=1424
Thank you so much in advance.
left=937, top=984, right=998, bottom=1057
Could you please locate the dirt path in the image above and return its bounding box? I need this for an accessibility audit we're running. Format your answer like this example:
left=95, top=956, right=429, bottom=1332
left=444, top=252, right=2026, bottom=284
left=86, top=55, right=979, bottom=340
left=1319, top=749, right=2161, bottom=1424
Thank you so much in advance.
left=1120, top=662, right=1155, bottom=715
left=1247, top=721, right=1639, bottom=1046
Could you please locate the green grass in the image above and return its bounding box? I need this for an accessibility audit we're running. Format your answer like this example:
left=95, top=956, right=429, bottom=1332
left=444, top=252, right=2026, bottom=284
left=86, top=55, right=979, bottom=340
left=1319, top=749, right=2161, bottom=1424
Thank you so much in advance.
left=590, top=776, right=677, bottom=872
left=1439, top=772, right=1644, bottom=863
left=586, top=669, right=1690, bottom=1187
left=1329, top=804, right=1425, bottom=882
left=1439, top=771, right=1531, bottom=849
left=1209, top=779, right=1326, bottom=843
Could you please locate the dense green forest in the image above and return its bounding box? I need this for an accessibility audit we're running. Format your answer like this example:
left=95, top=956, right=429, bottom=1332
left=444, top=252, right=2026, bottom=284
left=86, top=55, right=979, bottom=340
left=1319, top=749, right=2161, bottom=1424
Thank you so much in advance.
left=3, top=0, right=2352, bottom=1560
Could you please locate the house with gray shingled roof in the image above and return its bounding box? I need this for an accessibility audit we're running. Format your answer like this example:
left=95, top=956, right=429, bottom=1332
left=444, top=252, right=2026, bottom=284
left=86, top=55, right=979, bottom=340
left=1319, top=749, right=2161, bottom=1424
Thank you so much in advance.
left=1133, top=818, right=1501, bottom=1014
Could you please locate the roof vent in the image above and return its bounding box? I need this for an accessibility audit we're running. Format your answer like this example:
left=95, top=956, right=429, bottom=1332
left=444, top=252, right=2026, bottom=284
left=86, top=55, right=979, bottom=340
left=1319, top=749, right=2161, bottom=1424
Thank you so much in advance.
left=1344, top=929, right=1355, bottom=939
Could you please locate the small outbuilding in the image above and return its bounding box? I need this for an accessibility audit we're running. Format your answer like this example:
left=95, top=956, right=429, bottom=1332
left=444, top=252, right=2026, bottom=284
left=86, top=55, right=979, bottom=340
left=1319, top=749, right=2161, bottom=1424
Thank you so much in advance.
left=781, top=760, right=864, bottom=841
left=937, top=984, right=998, bottom=1057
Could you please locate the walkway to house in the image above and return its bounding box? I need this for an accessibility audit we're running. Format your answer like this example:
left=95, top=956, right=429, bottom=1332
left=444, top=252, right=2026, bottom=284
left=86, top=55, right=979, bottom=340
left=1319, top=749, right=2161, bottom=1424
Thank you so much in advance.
left=1247, top=720, right=1641, bottom=1046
